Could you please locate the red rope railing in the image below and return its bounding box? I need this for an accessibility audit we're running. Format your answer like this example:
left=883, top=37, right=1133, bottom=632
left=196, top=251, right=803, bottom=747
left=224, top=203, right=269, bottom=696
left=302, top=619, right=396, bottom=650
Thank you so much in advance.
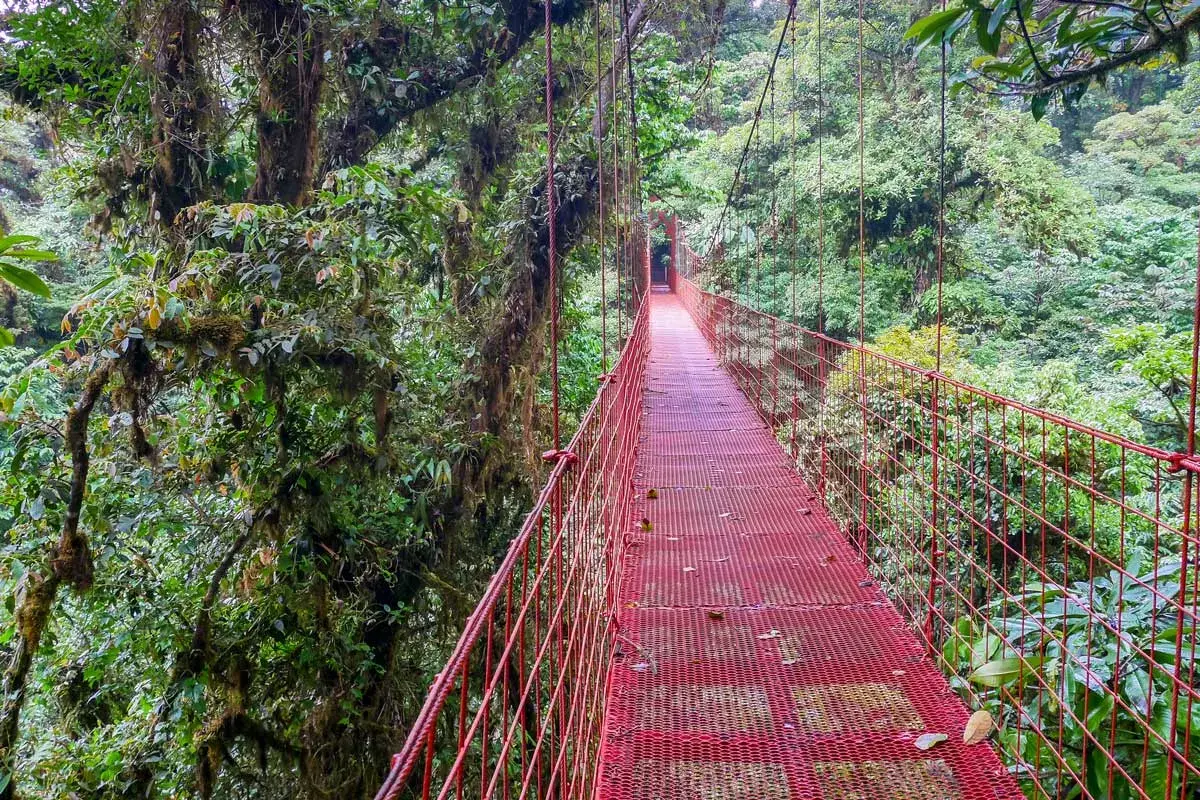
left=674, top=264, right=1200, bottom=800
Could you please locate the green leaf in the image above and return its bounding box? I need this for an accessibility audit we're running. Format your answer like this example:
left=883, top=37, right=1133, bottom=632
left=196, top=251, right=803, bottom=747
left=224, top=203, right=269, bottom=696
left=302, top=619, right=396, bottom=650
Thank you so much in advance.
left=1085, top=693, right=1114, bottom=733
left=987, top=0, right=1012, bottom=33
left=0, top=263, right=51, bottom=297
left=970, top=632, right=1003, bottom=668
left=82, top=272, right=121, bottom=298
left=969, top=656, right=1043, bottom=687
left=1030, top=93, right=1051, bottom=121
left=904, top=7, right=969, bottom=45
left=6, top=248, right=58, bottom=262
left=975, top=9, right=1002, bottom=56
left=1056, top=6, right=1079, bottom=46
left=0, top=327, right=15, bottom=348
left=0, top=235, right=39, bottom=252
left=1123, top=669, right=1151, bottom=716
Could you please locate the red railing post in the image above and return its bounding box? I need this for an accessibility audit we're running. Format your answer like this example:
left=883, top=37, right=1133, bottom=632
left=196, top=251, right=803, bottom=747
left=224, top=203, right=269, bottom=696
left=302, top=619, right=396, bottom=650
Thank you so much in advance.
left=923, top=372, right=942, bottom=659
left=811, top=334, right=825, bottom=496
left=771, top=316, right=780, bottom=425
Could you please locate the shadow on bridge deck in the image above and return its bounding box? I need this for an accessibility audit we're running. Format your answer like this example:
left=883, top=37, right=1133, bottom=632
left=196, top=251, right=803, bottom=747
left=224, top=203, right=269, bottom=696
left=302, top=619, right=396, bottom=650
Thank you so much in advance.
left=598, top=290, right=1022, bottom=800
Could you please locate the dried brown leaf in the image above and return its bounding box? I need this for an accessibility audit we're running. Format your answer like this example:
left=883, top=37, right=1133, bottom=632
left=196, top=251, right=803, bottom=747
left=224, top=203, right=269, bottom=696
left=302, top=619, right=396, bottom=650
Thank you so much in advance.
left=963, top=710, right=994, bottom=745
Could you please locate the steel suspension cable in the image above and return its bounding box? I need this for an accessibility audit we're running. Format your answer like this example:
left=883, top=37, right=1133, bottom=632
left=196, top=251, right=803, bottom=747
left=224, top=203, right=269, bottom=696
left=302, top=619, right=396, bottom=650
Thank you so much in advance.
left=610, top=0, right=623, bottom=344
left=816, top=0, right=824, bottom=338
left=815, top=0, right=828, bottom=495
left=1166, top=206, right=1200, bottom=797
left=856, top=0, right=868, bottom=550
left=545, top=0, right=560, bottom=451
left=595, top=2, right=608, bottom=374
left=789, top=3, right=799, bottom=458
left=770, top=66, right=778, bottom=316
left=619, top=0, right=643, bottom=304
left=790, top=16, right=797, bottom=326
left=769, top=68, right=780, bottom=419
left=754, top=99, right=762, bottom=311
left=924, top=0, right=949, bottom=657
left=704, top=0, right=797, bottom=263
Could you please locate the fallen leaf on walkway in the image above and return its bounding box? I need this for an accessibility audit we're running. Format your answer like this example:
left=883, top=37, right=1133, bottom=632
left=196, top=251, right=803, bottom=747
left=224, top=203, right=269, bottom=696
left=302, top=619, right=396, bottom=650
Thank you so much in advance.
left=821, top=554, right=837, bottom=565
left=914, top=733, right=948, bottom=751
left=666, top=536, right=680, bottom=542
left=757, top=630, right=781, bottom=640
left=718, top=512, right=732, bottom=518
left=797, top=508, right=812, bottom=516
left=639, top=518, right=653, bottom=532
left=858, top=579, right=874, bottom=588
left=647, top=488, right=659, bottom=500
left=781, top=658, right=798, bottom=666
left=892, top=670, right=906, bottom=676
left=683, top=566, right=697, bottom=573
left=624, top=601, right=639, bottom=609
left=963, top=710, right=994, bottom=745
left=707, top=610, right=725, bottom=621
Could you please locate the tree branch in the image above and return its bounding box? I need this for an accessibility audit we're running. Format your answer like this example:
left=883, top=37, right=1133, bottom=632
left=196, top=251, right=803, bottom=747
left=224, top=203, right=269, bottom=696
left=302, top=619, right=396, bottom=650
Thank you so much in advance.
left=320, top=0, right=593, bottom=175
left=1013, top=7, right=1200, bottom=95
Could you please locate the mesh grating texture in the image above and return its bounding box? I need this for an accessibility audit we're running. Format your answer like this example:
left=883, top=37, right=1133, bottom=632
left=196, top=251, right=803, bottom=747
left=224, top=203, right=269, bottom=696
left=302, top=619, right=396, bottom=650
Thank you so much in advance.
left=598, top=293, right=1022, bottom=800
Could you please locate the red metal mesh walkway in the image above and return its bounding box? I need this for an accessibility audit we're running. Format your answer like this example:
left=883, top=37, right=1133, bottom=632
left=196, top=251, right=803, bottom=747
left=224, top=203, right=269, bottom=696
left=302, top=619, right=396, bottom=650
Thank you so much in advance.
left=598, top=290, right=1022, bottom=800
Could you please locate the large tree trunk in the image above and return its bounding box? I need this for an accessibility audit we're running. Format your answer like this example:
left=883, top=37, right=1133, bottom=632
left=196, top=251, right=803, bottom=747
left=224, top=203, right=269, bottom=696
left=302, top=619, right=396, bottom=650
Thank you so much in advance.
left=147, top=0, right=214, bottom=225
left=242, top=0, right=324, bottom=205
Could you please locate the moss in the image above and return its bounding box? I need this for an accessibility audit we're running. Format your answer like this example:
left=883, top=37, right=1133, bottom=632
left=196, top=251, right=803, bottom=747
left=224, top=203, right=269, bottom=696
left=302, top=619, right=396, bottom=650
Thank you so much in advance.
left=14, top=572, right=55, bottom=648
left=185, top=315, right=246, bottom=355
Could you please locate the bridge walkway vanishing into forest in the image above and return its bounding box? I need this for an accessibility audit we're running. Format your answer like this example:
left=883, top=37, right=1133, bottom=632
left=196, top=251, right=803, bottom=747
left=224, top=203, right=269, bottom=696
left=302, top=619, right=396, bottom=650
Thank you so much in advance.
left=595, top=289, right=1020, bottom=800
left=374, top=267, right=1200, bottom=800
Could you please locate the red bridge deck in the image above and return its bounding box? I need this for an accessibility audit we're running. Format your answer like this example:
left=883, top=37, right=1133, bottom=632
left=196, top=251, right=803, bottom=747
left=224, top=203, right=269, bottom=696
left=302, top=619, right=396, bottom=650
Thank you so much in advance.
left=598, top=291, right=1022, bottom=800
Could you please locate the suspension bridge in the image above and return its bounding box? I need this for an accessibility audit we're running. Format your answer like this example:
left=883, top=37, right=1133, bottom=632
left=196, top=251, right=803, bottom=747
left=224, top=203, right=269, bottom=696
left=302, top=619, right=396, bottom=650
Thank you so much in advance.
left=371, top=0, right=1200, bottom=797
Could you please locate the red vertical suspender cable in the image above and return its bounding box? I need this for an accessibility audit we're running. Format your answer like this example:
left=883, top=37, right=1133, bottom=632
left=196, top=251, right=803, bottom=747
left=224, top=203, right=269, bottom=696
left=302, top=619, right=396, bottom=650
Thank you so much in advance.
left=816, top=0, right=827, bottom=494
left=789, top=11, right=798, bottom=457
left=924, top=0, right=949, bottom=657
left=619, top=0, right=642, bottom=305
left=770, top=64, right=778, bottom=312
left=816, top=0, right=824, bottom=339
left=769, top=61, right=779, bottom=418
left=596, top=2, right=608, bottom=374
left=1165, top=207, right=1200, bottom=797
left=705, top=0, right=795, bottom=263
left=545, top=0, right=560, bottom=452
left=611, top=0, right=623, bottom=344
left=789, top=15, right=797, bottom=326
left=754, top=97, right=761, bottom=311
left=856, top=0, right=869, bottom=551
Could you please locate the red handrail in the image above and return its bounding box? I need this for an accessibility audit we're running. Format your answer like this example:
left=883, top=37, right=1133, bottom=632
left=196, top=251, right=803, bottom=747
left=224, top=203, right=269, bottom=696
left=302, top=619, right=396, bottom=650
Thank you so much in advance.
left=373, top=285, right=649, bottom=800
left=675, top=268, right=1200, bottom=800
